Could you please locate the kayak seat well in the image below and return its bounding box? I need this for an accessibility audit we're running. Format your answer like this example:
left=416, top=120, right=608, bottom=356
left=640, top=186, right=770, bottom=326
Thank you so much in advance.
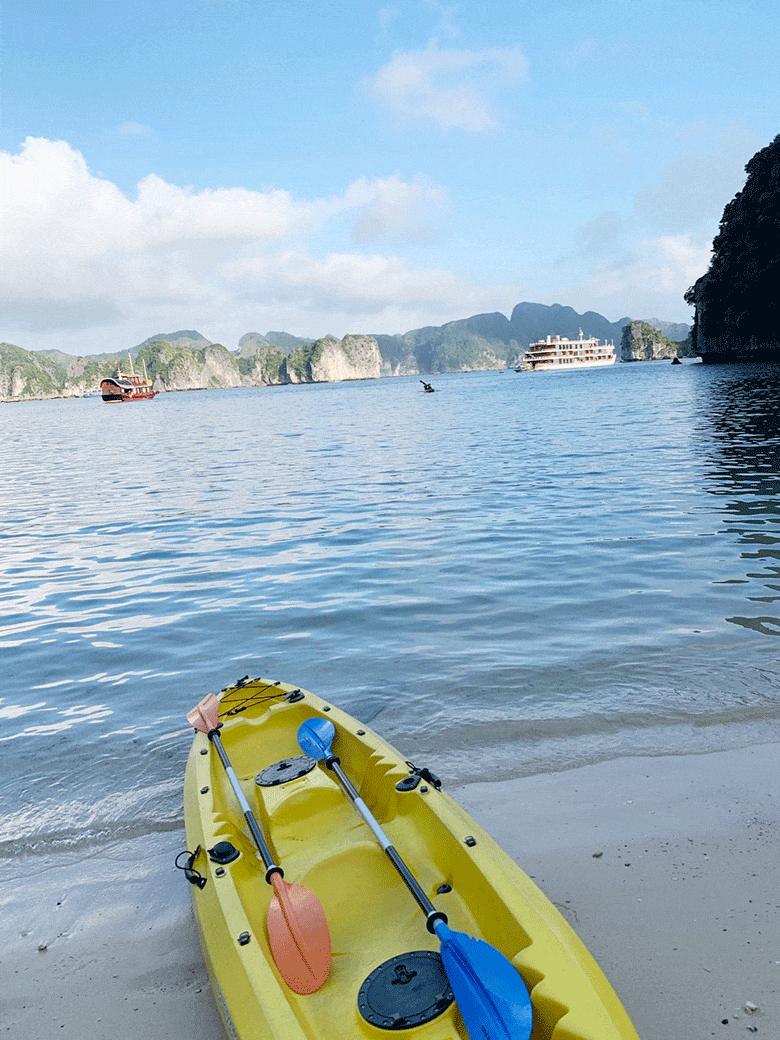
left=255, top=745, right=409, bottom=836
left=253, top=765, right=357, bottom=853
left=298, top=840, right=428, bottom=947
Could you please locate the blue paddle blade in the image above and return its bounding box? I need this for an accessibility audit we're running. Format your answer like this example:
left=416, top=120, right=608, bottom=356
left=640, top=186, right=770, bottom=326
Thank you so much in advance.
left=434, top=921, right=533, bottom=1040
left=297, top=717, right=336, bottom=761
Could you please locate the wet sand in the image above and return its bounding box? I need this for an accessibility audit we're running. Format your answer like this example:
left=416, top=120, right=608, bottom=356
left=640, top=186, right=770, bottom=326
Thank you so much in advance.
left=2, top=743, right=778, bottom=1039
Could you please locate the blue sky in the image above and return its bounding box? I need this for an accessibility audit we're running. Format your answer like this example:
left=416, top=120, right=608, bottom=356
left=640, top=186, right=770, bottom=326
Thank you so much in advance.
left=2, top=0, right=779, bottom=354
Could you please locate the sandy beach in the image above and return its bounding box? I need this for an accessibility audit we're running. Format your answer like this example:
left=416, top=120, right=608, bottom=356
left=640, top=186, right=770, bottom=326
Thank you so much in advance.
left=3, top=742, right=778, bottom=1040
left=456, top=743, right=780, bottom=1040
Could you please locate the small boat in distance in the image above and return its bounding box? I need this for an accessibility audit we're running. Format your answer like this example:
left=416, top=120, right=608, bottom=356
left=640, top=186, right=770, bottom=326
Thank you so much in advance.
left=101, top=354, right=158, bottom=402
left=524, top=329, right=616, bottom=371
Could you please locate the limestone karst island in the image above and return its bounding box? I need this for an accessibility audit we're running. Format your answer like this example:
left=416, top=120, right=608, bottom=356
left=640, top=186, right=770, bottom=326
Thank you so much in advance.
left=685, top=133, right=780, bottom=362
left=0, top=307, right=692, bottom=404
left=3, top=134, right=779, bottom=403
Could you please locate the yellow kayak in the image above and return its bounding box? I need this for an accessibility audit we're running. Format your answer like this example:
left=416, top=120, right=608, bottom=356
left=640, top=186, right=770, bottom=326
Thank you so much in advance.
left=183, top=676, right=640, bottom=1040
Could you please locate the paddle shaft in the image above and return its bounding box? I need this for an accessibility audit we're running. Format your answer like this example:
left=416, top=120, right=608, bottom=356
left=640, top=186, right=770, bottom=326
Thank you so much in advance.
left=325, top=755, right=446, bottom=933
left=208, top=729, right=282, bottom=883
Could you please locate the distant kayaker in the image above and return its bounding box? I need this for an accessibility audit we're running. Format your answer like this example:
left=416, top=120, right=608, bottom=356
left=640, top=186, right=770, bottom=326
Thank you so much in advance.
left=420, top=381, right=435, bottom=392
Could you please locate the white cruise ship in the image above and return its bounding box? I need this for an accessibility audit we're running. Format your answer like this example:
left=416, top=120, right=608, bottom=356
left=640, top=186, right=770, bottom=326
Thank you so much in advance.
left=523, top=329, right=616, bottom=371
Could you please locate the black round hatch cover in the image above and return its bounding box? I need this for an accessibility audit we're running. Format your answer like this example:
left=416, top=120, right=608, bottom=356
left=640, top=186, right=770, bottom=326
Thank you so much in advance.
left=255, top=755, right=317, bottom=787
left=357, top=950, right=453, bottom=1030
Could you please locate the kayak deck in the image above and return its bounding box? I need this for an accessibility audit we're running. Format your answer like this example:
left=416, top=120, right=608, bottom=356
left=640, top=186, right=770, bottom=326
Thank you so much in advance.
left=183, top=677, right=640, bottom=1040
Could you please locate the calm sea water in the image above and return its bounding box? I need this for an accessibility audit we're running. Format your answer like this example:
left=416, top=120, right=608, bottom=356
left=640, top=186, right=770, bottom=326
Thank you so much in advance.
left=3, top=361, right=780, bottom=859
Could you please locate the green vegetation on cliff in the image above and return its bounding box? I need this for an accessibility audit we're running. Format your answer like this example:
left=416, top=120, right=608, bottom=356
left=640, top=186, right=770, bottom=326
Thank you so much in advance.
left=237, top=344, right=286, bottom=383
left=60, top=357, right=105, bottom=398
left=0, top=343, right=64, bottom=399
left=139, top=340, right=198, bottom=384
left=375, top=312, right=521, bottom=374
left=685, top=134, right=780, bottom=359
left=621, top=321, right=692, bottom=361
left=284, top=338, right=330, bottom=382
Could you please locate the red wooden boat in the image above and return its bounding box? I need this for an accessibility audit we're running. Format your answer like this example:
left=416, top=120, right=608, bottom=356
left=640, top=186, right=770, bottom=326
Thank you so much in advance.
left=101, top=356, right=158, bottom=402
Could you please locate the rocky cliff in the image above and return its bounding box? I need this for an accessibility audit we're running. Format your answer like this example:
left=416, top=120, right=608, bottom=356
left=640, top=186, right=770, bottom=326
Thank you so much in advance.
left=0, top=343, right=62, bottom=400
left=0, top=332, right=383, bottom=402
left=283, top=335, right=381, bottom=383
left=237, top=337, right=287, bottom=385
left=141, top=333, right=380, bottom=391
left=621, top=321, right=693, bottom=361
left=509, top=302, right=631, bottom=351
left=685, top=134, right=780, bottom=361
left=375, top=313, right=520, bottom=374
left=143, top=340, right=243, bottom=391
left=0, top=342, right=105, bottom=400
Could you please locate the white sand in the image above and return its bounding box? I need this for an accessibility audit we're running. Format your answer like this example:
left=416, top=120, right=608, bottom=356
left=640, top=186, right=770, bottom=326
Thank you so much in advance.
left=454, top=743, right=780, bottom=1040
left=3, top=743, right=779, bottom=1039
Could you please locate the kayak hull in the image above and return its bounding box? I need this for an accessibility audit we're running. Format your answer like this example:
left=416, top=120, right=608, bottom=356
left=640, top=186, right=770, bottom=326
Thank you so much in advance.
left=183, top=677, right=640, bottom=1040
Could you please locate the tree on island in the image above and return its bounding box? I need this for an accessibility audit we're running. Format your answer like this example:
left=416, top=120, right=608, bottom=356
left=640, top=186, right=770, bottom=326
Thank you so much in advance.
left=685, top=134, right=780, bottom=361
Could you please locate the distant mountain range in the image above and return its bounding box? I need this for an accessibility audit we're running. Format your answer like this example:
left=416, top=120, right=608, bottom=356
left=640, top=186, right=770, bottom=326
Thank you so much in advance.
left=1, top=302, right=691, bottom=401
left=372, top=302, right=688, bottom=374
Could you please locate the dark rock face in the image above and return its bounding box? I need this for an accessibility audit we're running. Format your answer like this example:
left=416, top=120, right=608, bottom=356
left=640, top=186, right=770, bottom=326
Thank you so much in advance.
left=685, top=135, right=780, bottom=362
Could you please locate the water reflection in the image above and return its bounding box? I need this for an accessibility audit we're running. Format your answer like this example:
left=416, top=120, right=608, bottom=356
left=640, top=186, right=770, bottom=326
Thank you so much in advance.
left=696, top=363, right=780, bottom=634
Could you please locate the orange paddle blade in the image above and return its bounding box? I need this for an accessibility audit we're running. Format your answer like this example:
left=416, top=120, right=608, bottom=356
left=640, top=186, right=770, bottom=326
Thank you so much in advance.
left=267, top=873, right=331, bottom=994
left=186, top=693, right=219, bottom=734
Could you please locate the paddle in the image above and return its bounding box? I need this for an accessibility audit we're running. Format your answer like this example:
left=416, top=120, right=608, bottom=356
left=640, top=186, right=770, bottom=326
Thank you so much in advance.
left=297, top=717, right=533, bottom=1040
left=187, top=695, right=331, bottom=995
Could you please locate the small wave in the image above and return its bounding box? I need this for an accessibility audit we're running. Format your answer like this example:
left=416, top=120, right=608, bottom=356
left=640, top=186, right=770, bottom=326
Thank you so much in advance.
left=0, top=777, right=184, bottom=859
left=387, top=693, right=780, bottom=787
left=0, top=814, right=184, bottom=861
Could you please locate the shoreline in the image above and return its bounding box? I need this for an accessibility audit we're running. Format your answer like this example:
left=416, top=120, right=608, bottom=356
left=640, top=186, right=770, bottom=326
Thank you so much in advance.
left=2, top=743, right=778, bottom=1039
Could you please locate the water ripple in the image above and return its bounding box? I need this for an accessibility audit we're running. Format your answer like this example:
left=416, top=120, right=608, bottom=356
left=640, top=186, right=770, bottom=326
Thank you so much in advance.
left=3, top=368, right=780, bottom=847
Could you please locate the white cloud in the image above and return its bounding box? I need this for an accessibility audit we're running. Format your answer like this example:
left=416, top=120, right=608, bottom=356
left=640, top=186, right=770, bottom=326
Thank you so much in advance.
left=215, top=249, right=521, bottom=340
left=558, top=232, right=710, bottom=322
left=118, top=122, right=151, bottom=136
left=0, top=137, right=513, bottom=349
left=364, top=41, right=529, bottom=132
left=0, top=138, right=395, bottom=266
left=554, top=126, right=763, bottom=322
left=348, top=174, right=449, bottom=244
left=222, top=249, right=488, bottom=313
